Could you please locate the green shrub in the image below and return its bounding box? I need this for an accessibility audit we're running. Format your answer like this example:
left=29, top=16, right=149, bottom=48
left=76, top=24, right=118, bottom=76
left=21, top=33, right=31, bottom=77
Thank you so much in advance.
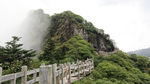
left=75, top=51, right=150, bottom=84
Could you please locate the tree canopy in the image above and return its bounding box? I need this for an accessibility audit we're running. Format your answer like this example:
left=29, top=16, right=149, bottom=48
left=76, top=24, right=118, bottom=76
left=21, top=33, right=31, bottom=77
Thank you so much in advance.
left=0, top=36, right=36, bottom=74
left=74, top=51, right=150, bottom=84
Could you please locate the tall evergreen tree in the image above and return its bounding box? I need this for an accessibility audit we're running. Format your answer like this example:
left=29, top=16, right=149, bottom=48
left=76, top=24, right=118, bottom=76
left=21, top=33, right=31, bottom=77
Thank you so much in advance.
left=0, top=36, right=36, bottom=73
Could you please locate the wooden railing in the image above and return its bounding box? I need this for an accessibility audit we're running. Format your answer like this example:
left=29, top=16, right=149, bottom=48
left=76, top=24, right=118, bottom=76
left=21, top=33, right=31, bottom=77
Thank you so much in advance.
left=0, top=59, right=94, bottom=84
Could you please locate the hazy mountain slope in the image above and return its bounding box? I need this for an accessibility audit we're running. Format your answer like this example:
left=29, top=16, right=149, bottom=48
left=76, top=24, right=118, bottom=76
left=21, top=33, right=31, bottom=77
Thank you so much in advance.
left=128, top=47, right=150, bottom=58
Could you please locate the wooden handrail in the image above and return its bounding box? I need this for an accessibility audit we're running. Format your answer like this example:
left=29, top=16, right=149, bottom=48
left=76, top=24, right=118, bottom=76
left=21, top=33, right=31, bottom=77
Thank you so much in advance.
left=0, top=58, right=94, bottom=84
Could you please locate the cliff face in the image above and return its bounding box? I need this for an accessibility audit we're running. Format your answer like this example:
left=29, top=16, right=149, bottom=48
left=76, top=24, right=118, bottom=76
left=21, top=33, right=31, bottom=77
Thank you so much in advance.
left=38, top=10, right=116, bottom=63
left=45, top=11, right=115, bottom=53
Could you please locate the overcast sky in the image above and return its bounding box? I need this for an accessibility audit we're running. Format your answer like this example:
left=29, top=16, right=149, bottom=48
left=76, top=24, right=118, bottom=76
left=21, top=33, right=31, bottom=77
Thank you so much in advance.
left=0, top=0, right=150, bottom=52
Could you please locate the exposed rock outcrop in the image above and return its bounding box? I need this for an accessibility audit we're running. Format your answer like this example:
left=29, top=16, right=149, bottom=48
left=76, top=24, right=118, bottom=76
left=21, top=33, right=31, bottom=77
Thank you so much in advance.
left=44, top=11, right=116, bottom=53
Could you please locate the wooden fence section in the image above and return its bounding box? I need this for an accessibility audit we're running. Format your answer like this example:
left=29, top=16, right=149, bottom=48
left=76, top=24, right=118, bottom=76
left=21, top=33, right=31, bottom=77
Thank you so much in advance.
left=0, top=59, right=94, bottom=84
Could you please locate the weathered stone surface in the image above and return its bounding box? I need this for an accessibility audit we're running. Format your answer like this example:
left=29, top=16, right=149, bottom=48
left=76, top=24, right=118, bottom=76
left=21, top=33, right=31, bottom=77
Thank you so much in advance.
left=44, top=11, right=116, bottom=53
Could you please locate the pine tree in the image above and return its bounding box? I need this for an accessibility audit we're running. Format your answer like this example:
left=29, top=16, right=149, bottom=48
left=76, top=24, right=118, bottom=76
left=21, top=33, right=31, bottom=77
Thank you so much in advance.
left=0, top=36, right=36, bottom=73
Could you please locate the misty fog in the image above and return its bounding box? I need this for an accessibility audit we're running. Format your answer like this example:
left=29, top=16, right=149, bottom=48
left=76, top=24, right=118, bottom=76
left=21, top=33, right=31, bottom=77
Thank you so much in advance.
left=18, top=9, right=51, bottom=51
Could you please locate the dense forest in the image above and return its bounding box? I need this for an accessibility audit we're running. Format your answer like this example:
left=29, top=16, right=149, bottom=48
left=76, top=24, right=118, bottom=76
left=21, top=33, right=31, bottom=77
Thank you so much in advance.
left=0, top=10, right=150, bottom=84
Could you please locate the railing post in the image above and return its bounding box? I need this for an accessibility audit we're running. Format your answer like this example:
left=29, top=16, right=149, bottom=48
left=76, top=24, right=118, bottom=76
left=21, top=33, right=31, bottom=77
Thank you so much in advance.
left=52, top=64, right=57, bottom=84
left=83, top=62, right=86, bottom=76
left=64, top=63, right=67, bottom=79
left=61, top=64, right=65, bottom=84
left=0, top=67, right=2, bottom=84
left=11, top=74, right=16, bottom=84
left=77, top=60, right=80, bottom=80
left=67, top=62, right=71, bottom=84
left=93, top=59, right=94, bottom=69
left=39, top=64, right=48, bottom=84
left=47, top=65, right=52, bottom=84
left=33, top=71, right=37, bottom=83
left=21, top=66, right=27, bottom=84
left=56, top=69, right=60, bottom=84
left=81, top=62, right=84, bottom=75
left=89, top=61, right=91, bottom=73
left=86, top=59, right=89, bottom=74
left=72, top=62, right=75, bottom=75
left=91, top=59, right=94, bottom=70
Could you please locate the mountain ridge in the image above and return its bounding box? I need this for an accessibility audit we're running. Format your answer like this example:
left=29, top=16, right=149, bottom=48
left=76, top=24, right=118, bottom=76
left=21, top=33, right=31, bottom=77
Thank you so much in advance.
left=39, top=10, right=117, bottom=63
left=44, top=11, right=116, bottom=52
left=128, top=47, right=150, bottom=58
